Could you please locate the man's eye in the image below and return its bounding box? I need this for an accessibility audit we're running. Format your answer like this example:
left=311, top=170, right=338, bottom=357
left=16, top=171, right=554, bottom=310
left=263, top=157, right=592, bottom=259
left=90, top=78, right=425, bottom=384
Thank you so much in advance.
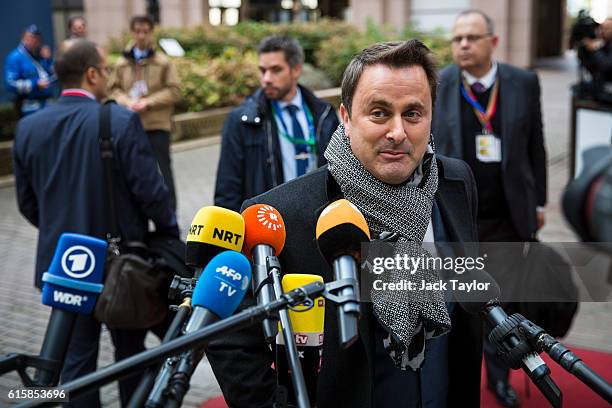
left=405, top=111, right=422, bottom=120
left=372, top=110, right=386, bottom=118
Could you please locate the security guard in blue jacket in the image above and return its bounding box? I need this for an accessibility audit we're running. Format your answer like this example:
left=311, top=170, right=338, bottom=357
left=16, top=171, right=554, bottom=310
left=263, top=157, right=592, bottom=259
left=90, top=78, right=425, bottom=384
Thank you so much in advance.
left=214, top=35, right=339, bottom=212
left=4, top=25, right=55, bottom=117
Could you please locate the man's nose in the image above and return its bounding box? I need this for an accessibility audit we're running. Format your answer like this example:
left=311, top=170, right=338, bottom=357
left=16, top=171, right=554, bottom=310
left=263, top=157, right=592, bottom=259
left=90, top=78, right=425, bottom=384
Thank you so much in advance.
left=262, top=70, right=272, bottom=83
left=386, top=115, right=407, bottom=143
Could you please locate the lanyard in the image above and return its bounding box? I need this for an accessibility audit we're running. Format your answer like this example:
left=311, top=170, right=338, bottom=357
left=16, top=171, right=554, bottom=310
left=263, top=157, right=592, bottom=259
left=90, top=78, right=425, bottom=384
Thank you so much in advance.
left=272, top=96, right=317, bottom=149
left=460, top=78, right=499, bottom=133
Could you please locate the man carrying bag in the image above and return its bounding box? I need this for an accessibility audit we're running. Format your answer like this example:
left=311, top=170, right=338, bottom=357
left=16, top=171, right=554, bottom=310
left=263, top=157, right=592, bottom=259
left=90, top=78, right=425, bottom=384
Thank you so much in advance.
left=13, top=40, right=179, bottom=407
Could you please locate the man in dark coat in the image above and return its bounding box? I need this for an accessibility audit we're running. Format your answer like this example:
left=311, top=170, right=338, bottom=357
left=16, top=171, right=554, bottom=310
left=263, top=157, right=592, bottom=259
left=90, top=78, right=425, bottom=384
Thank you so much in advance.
left=207, top=40, right=483, bottom=408
left=214, top=35, right=339, bottom=212
left=13, top=40, right=178, bottom=407
left=431, top=10, right=547, bottom=407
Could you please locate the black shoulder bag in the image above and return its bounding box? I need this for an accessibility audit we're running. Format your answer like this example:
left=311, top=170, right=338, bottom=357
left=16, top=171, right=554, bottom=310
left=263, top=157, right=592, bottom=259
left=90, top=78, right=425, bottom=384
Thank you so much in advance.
left=94, top=103, right=170, bottom=329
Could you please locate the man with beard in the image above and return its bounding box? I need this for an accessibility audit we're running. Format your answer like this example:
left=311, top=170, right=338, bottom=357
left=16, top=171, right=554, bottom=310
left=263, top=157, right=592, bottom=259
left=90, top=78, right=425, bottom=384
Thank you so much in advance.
left=207, top=40, right=482, bottom=407
left=214, top=35, right=339, bottom=212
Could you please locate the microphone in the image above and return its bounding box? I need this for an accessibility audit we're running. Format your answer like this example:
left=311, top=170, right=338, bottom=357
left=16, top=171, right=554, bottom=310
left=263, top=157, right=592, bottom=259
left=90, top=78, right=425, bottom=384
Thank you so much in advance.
left=242, top=204, right=286, bottom=342
left=38, top=233, right=107, bottom=386
left=276, top=274, right=325, bottom=405
left=563, top=146, right=612, bottom=242
left=316, top=199, right=370, bottom=349
left=147, top=250, right=252, bottom=407
left=241, top=204, right=311, bottom=408
left=185, top=206, right=245, bottom=275
left=130, top=207, right=245, bottom=408
left=454, top=270, right=562, bottom=407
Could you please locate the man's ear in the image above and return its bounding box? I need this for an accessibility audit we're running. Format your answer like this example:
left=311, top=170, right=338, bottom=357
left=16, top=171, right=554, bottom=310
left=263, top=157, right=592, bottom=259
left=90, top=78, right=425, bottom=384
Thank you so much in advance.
left=84, top=66, right=96, bottom=86
left=339, top=103, right=351, bottom=137
left=292, top=63, right=302, bottom=80
left=491, top=35, right=499, bottom=49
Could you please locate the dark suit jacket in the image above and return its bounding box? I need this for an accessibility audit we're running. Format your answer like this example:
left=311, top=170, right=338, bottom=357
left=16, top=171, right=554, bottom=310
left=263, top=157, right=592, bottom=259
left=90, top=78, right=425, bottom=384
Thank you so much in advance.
left=13, top=95, right=178, bottom=288
left=214, top=85, right=339, bottom=212
left=431, top=63, right=547, bottom=240
left=206, top=156, right=483, bottom=407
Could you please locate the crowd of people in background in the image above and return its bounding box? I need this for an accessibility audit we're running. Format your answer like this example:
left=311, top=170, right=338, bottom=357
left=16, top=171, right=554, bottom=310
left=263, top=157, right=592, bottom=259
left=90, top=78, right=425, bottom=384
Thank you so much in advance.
left=9, top=7, right=603, bottom=408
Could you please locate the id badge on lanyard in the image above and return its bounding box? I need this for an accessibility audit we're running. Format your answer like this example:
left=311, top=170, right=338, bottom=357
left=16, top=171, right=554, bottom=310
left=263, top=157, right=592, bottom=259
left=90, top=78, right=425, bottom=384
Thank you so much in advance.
left=476, top=131, right=502, bottom=163
left=461, top=79, right=502, bottom=163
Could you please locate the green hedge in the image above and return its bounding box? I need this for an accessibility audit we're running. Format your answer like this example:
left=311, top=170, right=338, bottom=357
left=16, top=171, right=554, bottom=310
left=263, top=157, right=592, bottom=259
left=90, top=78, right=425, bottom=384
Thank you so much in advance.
left=108, top=19, right=452, bottom=112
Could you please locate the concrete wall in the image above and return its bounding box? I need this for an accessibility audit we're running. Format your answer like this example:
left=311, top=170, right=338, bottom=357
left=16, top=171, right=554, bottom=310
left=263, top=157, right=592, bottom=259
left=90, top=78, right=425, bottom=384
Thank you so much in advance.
left=349, top=0, right=544, bottom=67
left=85, top=0, right=147, bottom=46
left=85, top=0, right=209, bottom=47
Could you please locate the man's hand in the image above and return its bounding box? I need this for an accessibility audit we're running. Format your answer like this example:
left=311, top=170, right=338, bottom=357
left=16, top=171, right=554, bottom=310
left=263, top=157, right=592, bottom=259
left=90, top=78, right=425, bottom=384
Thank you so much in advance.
left=40, top=45, right=52, bottom=60
left=536, top=210, right=546, bottom=230
left=583, top=38, right=604, bottom=51
left=128, top=99, right=148, bottom=113
left=37, top=79, right=50, bottom=90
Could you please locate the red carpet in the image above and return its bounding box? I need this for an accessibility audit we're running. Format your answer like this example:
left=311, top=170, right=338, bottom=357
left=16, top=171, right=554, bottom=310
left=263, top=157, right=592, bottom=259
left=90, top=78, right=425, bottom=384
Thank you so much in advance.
left=201, top=345, right=611, bottom=408
left=480, top=345, right=612, bottom=407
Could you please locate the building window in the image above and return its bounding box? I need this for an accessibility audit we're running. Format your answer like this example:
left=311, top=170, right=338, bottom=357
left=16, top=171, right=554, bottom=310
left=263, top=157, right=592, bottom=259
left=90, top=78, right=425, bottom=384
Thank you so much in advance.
left=209, top=0, right=241, bottom=26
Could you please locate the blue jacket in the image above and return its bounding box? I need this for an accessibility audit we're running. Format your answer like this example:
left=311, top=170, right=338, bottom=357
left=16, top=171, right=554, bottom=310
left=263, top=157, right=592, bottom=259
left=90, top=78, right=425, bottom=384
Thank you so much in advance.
left=13, top=95, right=178, bottom=288
left=214, top=85, right=339, bottom=212
left=4, top=44, right=55, bottom=116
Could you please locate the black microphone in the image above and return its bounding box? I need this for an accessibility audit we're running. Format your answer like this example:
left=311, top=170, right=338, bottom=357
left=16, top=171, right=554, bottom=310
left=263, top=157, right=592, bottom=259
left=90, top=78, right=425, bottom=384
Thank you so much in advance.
left=315, top=199, right=370, bottom=349
left=146, top=251, right=252, bottom=407
left=563, top=145, right=612, bottom=242
left=454, top=270, right=562, bottom=407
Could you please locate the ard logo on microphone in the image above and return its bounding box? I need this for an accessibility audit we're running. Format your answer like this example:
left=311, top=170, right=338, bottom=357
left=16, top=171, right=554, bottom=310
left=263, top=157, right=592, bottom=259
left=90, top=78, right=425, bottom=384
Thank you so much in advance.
left=61, top=245, right=96, bottom=279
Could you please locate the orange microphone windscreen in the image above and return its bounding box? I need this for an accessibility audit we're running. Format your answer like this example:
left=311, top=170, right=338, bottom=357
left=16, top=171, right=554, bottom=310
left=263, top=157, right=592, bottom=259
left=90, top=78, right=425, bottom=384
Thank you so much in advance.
left=315, top=199, right=370, bottom=264
left=242, top=204, right=286, bottom=257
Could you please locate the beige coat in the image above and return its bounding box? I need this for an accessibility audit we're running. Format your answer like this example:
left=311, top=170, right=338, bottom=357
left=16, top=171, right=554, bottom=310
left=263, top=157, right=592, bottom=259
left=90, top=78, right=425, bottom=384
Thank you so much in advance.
left=108, top=46, right=181, bottom=132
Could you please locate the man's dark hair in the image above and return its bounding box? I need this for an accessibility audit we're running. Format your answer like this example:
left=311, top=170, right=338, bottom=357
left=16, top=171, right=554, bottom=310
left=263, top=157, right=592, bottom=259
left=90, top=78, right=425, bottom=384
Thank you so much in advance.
left=54, top=40, right=102, bottom=88
left=130, top=15, right=155, bottom=31
left=256, top=35, right=304, bottom=68
left=341, top=40, right=439, bottom=117
left=68, top=16, right=86, bottom=30
left=456, top=9, right=496, bottom=34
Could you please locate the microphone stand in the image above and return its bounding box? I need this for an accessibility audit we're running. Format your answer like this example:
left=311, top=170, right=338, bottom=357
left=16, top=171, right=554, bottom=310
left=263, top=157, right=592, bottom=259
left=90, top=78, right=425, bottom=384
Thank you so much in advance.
left=519, top=319, right=612, bottom=404
left=15, top=280, right=327, bottom=408
left=486, top=308, right=562, bottom=407
left=127, top=276, right=198, bottom=408
left=0, top=309, right=78, bottom=388
left=266, top=255, right=310, bottom=408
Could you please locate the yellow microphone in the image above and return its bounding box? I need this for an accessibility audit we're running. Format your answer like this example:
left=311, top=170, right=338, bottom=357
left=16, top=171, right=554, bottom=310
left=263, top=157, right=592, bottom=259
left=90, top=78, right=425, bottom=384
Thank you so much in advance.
left=276, top=274, right=325, bottom=405
left=315, top=199, right=370, bottom=349
left=185, top=206, right=245, bottom=272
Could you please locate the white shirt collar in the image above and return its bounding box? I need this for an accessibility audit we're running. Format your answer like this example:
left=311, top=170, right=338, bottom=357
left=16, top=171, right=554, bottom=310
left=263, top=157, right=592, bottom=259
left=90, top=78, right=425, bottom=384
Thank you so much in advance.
left=277, top=87, right=302, bottom=111
left=134, top=47, right=148, bottom=60
left=462, top=61, right=498, bottom=90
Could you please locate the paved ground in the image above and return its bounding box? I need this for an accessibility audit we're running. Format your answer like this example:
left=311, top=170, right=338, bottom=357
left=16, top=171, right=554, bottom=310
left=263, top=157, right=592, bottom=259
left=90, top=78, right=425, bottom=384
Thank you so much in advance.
left=0, top=54, right=610, bottom=407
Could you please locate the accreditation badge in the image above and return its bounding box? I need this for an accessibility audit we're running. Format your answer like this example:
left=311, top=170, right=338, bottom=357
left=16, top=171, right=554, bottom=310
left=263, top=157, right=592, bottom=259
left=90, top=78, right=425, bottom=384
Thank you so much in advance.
left=475, top=133, right=502, bottom=163
left=128, top=80, right=149, bottom=99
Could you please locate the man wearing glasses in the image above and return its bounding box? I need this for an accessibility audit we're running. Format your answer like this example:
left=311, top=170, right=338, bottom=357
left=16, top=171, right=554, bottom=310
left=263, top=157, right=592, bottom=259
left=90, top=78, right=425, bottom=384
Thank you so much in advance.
left=432, top=10, right=547, bottom=407
left=13, top=40, right=178, bottom=407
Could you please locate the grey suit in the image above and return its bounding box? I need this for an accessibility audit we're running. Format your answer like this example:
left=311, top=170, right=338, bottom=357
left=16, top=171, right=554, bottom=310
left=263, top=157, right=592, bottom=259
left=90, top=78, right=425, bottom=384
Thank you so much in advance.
left=432, top=63, right=547, bottom=240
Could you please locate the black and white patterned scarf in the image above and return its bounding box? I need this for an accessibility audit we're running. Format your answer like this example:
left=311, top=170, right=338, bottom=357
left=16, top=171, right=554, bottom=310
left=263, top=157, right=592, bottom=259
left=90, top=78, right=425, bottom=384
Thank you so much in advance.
left=324, top=124, right=451, bottom=370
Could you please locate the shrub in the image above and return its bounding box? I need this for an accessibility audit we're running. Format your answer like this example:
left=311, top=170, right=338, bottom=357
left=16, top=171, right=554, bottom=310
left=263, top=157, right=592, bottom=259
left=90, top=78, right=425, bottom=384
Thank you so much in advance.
left=106, top=19, right=452, bottom=112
